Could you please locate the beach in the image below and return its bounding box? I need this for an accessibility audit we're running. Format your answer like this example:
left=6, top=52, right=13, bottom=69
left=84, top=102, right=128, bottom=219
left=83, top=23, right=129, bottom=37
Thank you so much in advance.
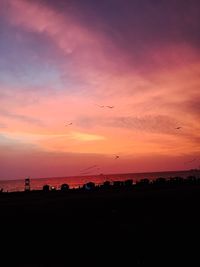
left=1, top=182, right=200, bottom=266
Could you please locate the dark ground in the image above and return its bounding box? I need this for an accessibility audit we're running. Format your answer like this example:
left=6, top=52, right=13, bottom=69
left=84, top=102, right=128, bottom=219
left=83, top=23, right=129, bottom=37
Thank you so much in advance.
left=0, top=185, right=200, bottom=266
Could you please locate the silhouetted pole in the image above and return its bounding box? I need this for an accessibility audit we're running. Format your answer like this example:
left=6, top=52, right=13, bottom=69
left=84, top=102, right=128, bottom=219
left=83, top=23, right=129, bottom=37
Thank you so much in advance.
left=25, top=177, right=30, bottom=191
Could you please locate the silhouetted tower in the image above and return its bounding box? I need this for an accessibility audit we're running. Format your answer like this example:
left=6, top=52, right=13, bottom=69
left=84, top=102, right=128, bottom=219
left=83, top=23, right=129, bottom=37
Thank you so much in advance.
left=25, top=177, right=30, bottom=191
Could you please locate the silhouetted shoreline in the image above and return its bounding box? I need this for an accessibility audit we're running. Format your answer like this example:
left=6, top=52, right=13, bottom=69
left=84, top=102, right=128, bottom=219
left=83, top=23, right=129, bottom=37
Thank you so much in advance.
left=1, top=169, right=199, bottom=192
left=0, top=171, right=200, bottom=193
left=0, top=175, right=200, bottom=266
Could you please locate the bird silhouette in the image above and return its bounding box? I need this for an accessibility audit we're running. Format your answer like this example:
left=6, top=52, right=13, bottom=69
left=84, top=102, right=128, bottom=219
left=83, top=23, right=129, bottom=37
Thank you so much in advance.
left=175, top=127, right=182, bottom=129
left=114, top=155, right=119, bottom=159
left=106, top=106, right=114, bottom=109
left=65, top=122, right=73, bottom=126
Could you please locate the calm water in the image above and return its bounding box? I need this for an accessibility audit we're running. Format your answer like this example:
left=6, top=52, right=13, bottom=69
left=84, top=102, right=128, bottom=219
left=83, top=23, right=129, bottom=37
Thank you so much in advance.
left=0, top=169, right=199, bottom=192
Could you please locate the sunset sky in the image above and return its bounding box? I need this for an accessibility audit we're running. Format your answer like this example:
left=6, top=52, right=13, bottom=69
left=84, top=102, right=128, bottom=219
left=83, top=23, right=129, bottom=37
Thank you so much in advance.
left=0, top=0, right=200, bottom=179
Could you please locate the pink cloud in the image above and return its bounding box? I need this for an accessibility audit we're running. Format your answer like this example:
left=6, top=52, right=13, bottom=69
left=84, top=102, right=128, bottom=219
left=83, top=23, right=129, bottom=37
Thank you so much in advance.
left=5, top=0, right=112, bottom=66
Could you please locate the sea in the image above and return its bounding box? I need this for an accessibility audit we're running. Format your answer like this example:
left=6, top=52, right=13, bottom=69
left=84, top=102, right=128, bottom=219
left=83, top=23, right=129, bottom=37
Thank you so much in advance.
left=0, top=169, right=200, bottom=192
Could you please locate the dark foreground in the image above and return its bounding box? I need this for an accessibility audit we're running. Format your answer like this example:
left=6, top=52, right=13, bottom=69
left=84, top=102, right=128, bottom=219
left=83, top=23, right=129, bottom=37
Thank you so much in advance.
left=0, top=185, right=200, bottom=266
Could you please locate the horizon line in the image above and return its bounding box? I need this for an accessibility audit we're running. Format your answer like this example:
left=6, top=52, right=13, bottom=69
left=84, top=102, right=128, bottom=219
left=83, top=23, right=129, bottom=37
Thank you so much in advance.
left=0, top=168, right=199, bottom=182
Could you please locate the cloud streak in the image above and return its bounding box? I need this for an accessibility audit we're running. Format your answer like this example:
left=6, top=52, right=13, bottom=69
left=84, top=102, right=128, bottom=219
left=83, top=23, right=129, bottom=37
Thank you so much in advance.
left=77, top=114, right=180, bottom=133
left=0, top=109, right=44, bottom=126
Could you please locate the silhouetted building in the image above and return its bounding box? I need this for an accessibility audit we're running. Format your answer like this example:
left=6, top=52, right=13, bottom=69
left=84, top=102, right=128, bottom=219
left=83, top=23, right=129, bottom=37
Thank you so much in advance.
left=113, top=181, right=123, bottom=188
left=187, top=175, right=196, bottom=182
left=137, top=178, right=150, bottom=186
left=169, top=176, right=184, bottom=185
left=124, top=179, right=133, bottom=187
left=154, top=177, right=166, bottom=185
left=102, top=181, right=111, bottom=189
left=83, top=182, right=95, bottom=191
left=61, top=184, right=69, bottom=191
left=43, top=184, right=50, bottom=192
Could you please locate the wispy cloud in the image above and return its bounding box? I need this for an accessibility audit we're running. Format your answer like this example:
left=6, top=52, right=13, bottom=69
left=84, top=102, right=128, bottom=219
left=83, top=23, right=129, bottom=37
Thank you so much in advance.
left=182, top=97, right=200, bottom=118
left=77, top=115, right=180, bottom=135
left=106, top=115, right=180, bottom=134
left=0, top=109, right=44, bottom=126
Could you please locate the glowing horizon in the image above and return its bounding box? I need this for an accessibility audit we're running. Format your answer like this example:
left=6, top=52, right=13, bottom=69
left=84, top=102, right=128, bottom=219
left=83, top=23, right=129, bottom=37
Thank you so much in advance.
left=0, top=0, right=200, bottom=179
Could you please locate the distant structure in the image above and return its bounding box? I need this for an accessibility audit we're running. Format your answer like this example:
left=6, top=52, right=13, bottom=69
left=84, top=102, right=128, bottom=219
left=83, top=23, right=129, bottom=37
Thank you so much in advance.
left=83, top=182, right=95, bottom=191
left=24, top=177, right=30, bottom=191
left=43, top=184, right=50, bottom=192
left=61, top=184, right=69, bottom=191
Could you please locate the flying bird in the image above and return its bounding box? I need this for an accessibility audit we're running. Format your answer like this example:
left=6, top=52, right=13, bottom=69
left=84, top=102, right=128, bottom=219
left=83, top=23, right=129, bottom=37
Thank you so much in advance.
left=106, top=106, right=114, bottom=109
left=114, top=155, right=119, bottom=159
left=175, top=127, right=182, bottom=130
left=65, top=122, right=73, bottom=126
left=95, top=104, right=114, bottom=109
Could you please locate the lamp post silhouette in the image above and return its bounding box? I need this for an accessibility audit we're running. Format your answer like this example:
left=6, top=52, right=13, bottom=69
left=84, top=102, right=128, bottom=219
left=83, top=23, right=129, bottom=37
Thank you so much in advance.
left=25, top=177, right=30, bottom=191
